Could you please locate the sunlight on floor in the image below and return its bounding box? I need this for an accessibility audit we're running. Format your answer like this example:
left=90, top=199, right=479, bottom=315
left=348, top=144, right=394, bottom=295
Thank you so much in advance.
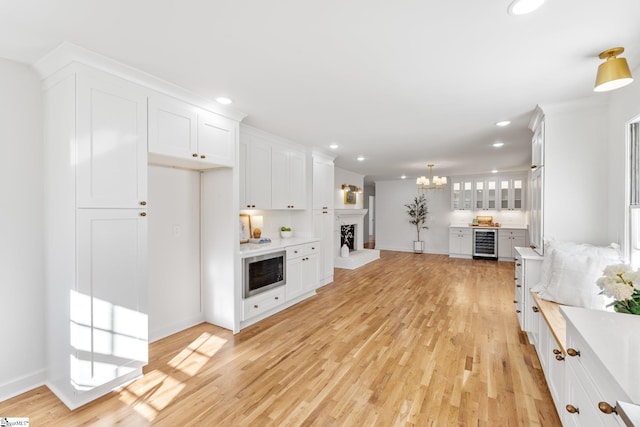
left=118, top=331, right=228, bottom=421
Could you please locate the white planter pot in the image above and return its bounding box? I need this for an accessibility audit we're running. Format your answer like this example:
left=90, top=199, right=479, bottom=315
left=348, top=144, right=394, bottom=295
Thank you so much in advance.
left=413, top=241, right=425, bottom=253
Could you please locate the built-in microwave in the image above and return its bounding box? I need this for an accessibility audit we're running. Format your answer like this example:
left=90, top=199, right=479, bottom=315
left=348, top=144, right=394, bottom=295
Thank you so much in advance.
left=243, top=250, right=286, bottom=298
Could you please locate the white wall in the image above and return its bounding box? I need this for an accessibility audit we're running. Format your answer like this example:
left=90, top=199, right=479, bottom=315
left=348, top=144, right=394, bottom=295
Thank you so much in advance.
left=0, top=59, right=45, bottom=399
left=607, top=67, right=640, bottom=249
left=335, top=167, right=364, bottom=209
left=543, top=98, right=610, bottom=245
left=148, top=166, right=204, bottom=342
left=375, top=180, right=451, bottom=254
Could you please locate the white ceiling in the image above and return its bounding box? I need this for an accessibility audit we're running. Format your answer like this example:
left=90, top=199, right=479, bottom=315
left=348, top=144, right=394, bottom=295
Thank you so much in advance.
left=2, top=0, right=640, bottom=181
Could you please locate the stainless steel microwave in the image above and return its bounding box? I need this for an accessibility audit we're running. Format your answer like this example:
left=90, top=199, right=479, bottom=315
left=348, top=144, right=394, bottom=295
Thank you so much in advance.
left=243, top=250, right=286, bottom=298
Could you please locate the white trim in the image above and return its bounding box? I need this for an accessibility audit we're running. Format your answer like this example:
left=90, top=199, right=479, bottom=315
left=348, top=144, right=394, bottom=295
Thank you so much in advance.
left=0, top=369, right=46, bottom=403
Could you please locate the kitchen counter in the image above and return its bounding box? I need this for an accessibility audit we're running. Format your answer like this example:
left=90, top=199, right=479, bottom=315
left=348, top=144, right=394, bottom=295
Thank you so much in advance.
left=449, top=224, right=528, bottom=229
left=239, top=237, right=320, bottom=257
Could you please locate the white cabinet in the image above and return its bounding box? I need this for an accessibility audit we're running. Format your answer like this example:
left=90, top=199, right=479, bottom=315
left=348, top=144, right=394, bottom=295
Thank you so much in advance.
left=536, top=311, right=565, bottom=419
left=532, top=113, right=545, bottom=169
left=313, top=210, right=334, bottom=287
left=513, top=247, right=542, bottom=333
left=239, top=136, right=272, bottom=209
left=76, top=71, right=148, bottom=209
left=474, top=178, right=498, bottom=210
left=451, top=180, right=473, bottom=210
left=498, top=228, right=526, bottom=260
left=148, top=94, right=236, bottom=170
left=286, top=243, right=319, bottom=300
left=530, top=165, right=544, bottom=254
left=242, top=286, right=285, bottom=321
left=313, top=156, right=335, bottom=210
left=43, top=65, right=149, bottom=409
left=448, top=227, right=472, bottom=258
left=500, top=178, right=524, bottom=210
left=75, top=209, right=148, bottom=388
left=272, top=146, right=306, bottom=209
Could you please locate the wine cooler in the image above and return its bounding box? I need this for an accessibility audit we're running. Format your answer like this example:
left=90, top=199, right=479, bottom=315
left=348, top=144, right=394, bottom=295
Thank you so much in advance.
left=473, top=228, right=498, bottom=260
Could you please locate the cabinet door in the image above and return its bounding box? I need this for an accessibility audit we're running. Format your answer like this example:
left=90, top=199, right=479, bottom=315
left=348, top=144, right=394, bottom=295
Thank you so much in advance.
left=302, top=253, right=319, bottom=292
left=285, top=257, right=304, bottom=301
left=76, top=70, right=148, bottom=208
left=314, top=211, right=334, bottom=286
left=448, top=231, right=461, bottom=254
left=475, top=181, right=485, bottom=210
left=530, top=168, right=543, bottom=254
left=451, top=180, right=473, bottom=210
left=498, top=232, right=512, bottom=259
left=288, top=150, right=307, bottom=209
left=148, top=94, right=197, bottom=160
left=461, top=231, right=473, bottom=255
left=313, top=159, right=334, bottom=210
left=197, top=110, right=236, bottom=167
left=241, top=138, right=272, bottom=209
left=74, top=209, right=148, bottom=388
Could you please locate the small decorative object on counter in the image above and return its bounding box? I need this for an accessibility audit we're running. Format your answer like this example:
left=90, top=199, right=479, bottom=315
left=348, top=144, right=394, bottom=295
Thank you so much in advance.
left=596, top=264, right=640, bottom=314
left=340, top=243, right=350, bottom=257
left=280, top=226, right=292, bottom=238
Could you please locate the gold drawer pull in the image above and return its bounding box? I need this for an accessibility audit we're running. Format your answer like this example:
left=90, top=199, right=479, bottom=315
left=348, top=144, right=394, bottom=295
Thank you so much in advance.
left=555, top=354, right=564, bottom=361
left=515, top=310, right=521, bottom=313
left=598, top=402, right=617, bottom=415
left=140, top=201, right=147, bottom=206
left=567, top=348, right=581, bottom=357
left=140, top=212, right=147, bottom=217
left=516, top=263, right=521, bottom=266
left=552, top=349, right=561, bottom=355
left=565, top=405, right=579, bottom=414
left=275, top=296, right=279, bottom=300
left=253, top=304, right=258, bottom=308
left=192, top=153, right=198, bottom=157
left=532, top=306, right=540, bottom=313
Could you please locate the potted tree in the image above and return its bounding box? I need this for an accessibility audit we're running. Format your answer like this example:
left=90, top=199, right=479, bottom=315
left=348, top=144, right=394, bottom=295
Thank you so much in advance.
left=405, top=194, right=429, bottom=253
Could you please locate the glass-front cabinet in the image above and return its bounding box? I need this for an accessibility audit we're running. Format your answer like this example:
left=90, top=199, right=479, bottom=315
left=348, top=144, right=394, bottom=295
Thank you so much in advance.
left=475, top=179, right=498, bottom=210
left=500, top=178, right=523, bottom=210
left=451, top=180, right=473, bottom=210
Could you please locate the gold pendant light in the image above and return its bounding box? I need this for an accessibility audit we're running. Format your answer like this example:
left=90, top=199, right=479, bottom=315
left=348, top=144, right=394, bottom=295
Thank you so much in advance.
left=594, top=47, right=634, bottom=92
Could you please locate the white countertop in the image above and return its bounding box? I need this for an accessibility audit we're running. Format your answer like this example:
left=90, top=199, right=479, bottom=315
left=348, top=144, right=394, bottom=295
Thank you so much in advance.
left=239, top=237, right=320, bottom=257
left=561, top=306, right=640, bottom=404
left=449, top=224, right=528, bottom=230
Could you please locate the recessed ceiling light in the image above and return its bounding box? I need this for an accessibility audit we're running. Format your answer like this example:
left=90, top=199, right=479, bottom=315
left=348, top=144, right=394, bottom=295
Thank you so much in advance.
left=329, top=143, right=339, bottom=149
left=495, top=120, right=511, bottom=127
left=508, top=0, right=544, bottom=15
left=491, top=169, right=499, bottom=174
left=493, top=142, right=505, bottom=148
left=215, top=97, right=233, bottom=105
left=401, top=175, right=407, bottom=179
left=357, top=156, right=365, bottom=161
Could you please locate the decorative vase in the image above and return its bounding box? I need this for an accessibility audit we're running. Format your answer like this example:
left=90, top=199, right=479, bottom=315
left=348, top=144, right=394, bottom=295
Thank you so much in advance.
left=413, top=241, right=424, bottom=254
left=340, top=244, right=349, bottom=257
left=280, top=230, right=292, bottom=238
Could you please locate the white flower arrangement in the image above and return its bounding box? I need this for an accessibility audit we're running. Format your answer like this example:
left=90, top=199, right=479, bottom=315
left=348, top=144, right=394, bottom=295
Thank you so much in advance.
left=596, top=264, right=640, bottom=314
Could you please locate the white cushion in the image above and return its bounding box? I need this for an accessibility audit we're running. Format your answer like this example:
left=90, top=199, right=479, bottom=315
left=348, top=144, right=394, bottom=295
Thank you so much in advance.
left=538, top=244, right=621, bottom=309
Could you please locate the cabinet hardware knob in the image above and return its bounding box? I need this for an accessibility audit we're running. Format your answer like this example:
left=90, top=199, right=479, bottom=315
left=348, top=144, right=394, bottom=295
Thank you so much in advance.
left=552, top=349, right=561, bottom=355
left=565, top=405, right=579, bottom=414
left=254, top=304, right=258, bottom=308
left=192, top=153, right=198, bottom=157
left=530, top=244, right=537, bottom=249
left=513, top=300, right=518, bottom=304
left=555, top=354, right=565, bottom=361
left=275, top=296, right=279, bottom=300
left=531, top=164, right=537, bottom=169
left=532, top=306, right=540, bottom=313
left=247, top=205, right=251, bottom=208
left=516, top=263, right=521, bottom=266
left=515, top=310, right=521, bottom=313
left=251, top=205, right=256, bottom=208
left=312, top=247, right=315, bottom=250
left=598, top=402, right=617, bottom=415
left=567, top=348, right=581, bottom=357
left=140, top=212, right=147, bottom=217
left=516, top=285, right=522, bottom=288
left=200, top=154, right=206, bottom=159
left=140, top=201, right=147, bottom=206
left=514, top=277, right=518, bottom=280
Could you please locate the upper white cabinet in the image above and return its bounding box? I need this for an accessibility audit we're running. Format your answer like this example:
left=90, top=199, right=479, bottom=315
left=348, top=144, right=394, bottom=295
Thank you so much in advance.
left=272, top=146, right=306, bottom=210
left=239, top=136, right=272, bottom=209
left=500, top=178, right=524, bottom=211
left=148, top=94, right=236, bottom=170
left=76, top=72, right=148, bottom=209
left=197, top=109, right=236, bottom=167
left=313, top=156, right=335, bottom=210
left=474, top=178, right=498, bottom=210
left=451, top=180, right=473, bottom=210
left=531, top=111, right=545, bottom=170
left=530, top=167, right=543, bottom=253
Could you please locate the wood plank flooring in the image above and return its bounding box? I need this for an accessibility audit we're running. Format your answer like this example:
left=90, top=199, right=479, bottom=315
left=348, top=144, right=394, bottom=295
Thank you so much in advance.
left=0, top=252, right=560, bottom=426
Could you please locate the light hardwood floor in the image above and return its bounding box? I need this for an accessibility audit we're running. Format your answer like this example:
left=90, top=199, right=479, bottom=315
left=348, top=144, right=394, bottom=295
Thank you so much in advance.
left=0, top=252, right=560, bottom=426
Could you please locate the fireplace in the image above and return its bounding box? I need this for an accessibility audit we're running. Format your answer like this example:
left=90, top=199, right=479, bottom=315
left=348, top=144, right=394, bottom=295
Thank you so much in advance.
left=340, top=225, right=355, bottom=251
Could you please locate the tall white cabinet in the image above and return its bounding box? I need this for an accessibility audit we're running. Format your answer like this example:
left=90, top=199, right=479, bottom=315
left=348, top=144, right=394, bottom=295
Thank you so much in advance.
left=43, top=65, right=149, bottom=408
left=312, top=153, right=335, bottom=286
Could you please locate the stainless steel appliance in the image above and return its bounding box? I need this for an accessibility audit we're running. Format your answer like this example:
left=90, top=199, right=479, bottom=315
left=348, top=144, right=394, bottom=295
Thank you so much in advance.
left=243, top=250, right=286, bottom=298
left=473, top=228, right=498, bottom=260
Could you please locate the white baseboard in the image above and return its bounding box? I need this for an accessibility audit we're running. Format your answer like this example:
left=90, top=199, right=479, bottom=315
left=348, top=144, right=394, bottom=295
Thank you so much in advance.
left=375, top=245, right=447, bottom=255
left=0, top=369, right=46, bottom=403
left=149, top=314, right=206, bottom=343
